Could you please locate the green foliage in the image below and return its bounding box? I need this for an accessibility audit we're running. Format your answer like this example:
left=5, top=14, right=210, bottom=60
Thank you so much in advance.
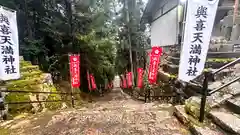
left=114, top=0, right=149, bottom=75
left=0, top=0, right=147, bottom=92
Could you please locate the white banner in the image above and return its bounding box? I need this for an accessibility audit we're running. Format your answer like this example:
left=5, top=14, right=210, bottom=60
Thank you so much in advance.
left=178, top=0, right=219, bottom=82
left=0, top=7, right=20, bottom=80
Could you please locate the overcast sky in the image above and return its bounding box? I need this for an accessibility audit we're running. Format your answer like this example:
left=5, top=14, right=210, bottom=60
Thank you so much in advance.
left=143, top=0, right=149, bottom=4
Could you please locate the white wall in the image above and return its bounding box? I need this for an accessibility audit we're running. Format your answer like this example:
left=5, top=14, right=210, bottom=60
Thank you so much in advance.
left=150, top=7, right=178, bottom=46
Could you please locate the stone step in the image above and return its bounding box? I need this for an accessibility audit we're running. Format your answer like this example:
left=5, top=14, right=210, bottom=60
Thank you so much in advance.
left=20, top=60, right=32, bottom=67
left=171, top=52, right=240, bottom=58
left=174, top=105, right=227, bottom=135
left=183, top=75, right=240, bottom=98
left=207, top=91, right=232, bottom=108
left=157, top=70, right=172, bottom=83
left=20, top=65, right=39, bottom=72
left=167, top=56, right=236, bottom=69
left=6, top=78, right=44, bottom=90
left=20, top=71, right=42, bottom=80
left=162, top=64, right=234, bottom=80
left=226, top=96, right=240, bottom=114
left=209, top=109, right=240, bottom=134
left=162, top=64, right=178, bottom=74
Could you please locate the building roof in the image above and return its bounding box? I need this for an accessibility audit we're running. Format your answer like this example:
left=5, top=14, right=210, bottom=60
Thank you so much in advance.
left=141, top=0, right=234, bottom=25
left=141, top=0, right=161, bottom=24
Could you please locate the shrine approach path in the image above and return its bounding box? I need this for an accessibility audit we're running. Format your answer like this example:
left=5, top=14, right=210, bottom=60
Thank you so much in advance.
left=0, top=87, right=190, bottom=135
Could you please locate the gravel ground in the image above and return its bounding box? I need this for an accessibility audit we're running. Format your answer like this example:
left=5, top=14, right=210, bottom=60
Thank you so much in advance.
left=0, top=88, right=190, bottom=135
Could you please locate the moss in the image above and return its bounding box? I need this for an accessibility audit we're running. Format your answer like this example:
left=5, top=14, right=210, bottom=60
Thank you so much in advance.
left=5, top=93, right=32, bottom=115
left=207, top=58, right=235, bottom=63
left=7, top=84, right=42, bottom=91
left=204, top=68, right=210, bottom=72
left=6, top=78, right=43, bottom=90
left=169, top=74, right=177, bottom=79
left=20, top=60, right=32, bottom=67
left=0, top=127, right=10, bottom=135
left=20, top=65, right=39, bottom=72
left=184, top=97, right=211, bottom=120
left=21, top=71, right=42, bottom=80
left=188, top=114, right=210, bottom=127
left=45, top=86, right=62, bottom=110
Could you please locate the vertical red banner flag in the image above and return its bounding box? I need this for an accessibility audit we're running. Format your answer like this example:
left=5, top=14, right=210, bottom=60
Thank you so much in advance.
left=90, top=74, right=97, bottom=90
left=127, top=72, right=133, bottom=88
left=137, top=68, right=144, bottom=88
left=148, top=47, right=162, bottom=84
left=69, top=54, right=80, bottom=88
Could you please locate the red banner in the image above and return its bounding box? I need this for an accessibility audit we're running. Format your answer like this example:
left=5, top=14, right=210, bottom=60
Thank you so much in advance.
left=127, top=72, right=133, bottom=88
left=69, top=55, right=80, bottom=88
left=148, top=47, right=162, bottom=84
left=137, top=68, right=144, bottom=88
left=90, top=74, right=97, bottom=90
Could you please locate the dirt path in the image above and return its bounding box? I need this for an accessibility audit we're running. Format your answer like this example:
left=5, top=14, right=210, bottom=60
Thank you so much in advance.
left=0, top=88, right=190, bottom=135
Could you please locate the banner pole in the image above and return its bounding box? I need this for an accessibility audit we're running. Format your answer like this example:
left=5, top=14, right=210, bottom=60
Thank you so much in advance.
left=69, top=54, right=75, bottom=108
left=199, top=71, right=209, bottom=122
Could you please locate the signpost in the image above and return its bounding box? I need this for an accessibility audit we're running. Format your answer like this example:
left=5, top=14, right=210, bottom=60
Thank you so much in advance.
left=0, top=6, right=20, bottom=80
left=69, top=54, right=80, bottom=107
left=178, top=0, right=220, bottom=122
left=178, top=0, right=219, bottom=82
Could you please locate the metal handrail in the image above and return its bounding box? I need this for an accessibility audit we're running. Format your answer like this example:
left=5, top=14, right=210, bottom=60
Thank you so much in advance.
left=199, top=57, right=240, bottom=122
left=212, top=57, right=240, bottom=75
left=0, top=90, right=81, bottom=95
left=209, top=76, right=240, bottom=95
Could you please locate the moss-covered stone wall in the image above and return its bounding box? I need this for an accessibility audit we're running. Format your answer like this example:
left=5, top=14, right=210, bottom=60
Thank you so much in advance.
left=4, top=60, right=62, bottom=115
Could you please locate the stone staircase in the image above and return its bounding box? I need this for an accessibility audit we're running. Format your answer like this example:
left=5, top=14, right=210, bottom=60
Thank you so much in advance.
left=174, top=76, right=240, bottom=135
left=159, top=51, right=240, bottom=134
left=1, top=57, right=63, bottom=119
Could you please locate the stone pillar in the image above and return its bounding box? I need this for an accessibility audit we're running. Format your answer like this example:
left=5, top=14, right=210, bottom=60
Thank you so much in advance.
left=222, top=10, right=234, bottom=40
left=230, top=24, right=240, bottom=40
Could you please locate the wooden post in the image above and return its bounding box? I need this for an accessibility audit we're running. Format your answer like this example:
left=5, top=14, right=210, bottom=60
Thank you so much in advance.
left=69, top=54, right=75, bottom=108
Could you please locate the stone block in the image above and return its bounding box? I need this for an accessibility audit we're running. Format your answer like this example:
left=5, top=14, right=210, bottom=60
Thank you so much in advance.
left=184, top=97, right=211, bottom=119
left=174, top=105, right=226, bottom=135
left=207, top=92, right=232, bottom=108
left=226, top=96, right=240, bottom=114
left=231, top=25, right=240, bottom=41
left=223, top=15, right=233, bottom=27
left=209, top=111, right=240, bottom=134
left=227, top=82, right=240, bottom=96
left=157, top=70, right=171, bottom=82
